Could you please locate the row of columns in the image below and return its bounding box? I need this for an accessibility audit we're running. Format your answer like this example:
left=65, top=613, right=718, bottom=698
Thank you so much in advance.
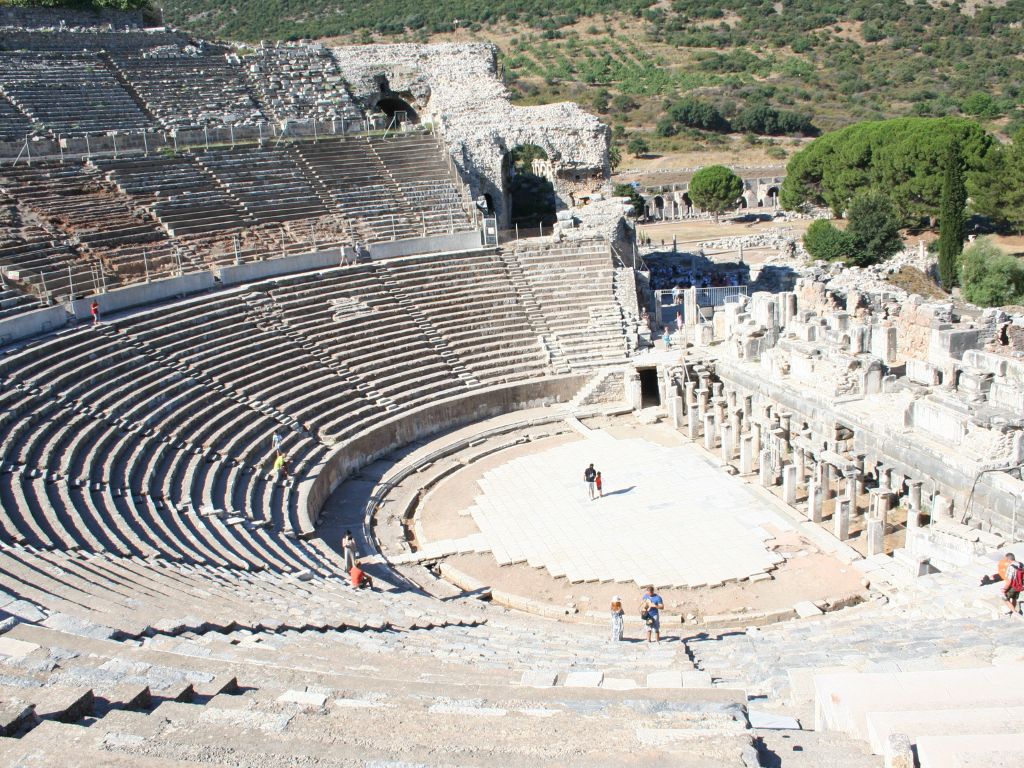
left=670, top=374, right=935, bottom=556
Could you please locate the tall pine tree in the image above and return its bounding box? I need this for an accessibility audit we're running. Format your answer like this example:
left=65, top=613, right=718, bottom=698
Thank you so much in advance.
left=938, top=139, right=967, bottom=289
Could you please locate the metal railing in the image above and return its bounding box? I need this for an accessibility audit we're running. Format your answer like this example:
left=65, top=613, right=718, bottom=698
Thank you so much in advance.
left=653, top=286, right=747, bottom=326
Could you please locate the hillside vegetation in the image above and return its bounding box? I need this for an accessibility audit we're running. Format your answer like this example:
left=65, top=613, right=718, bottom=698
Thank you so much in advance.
left=159, top=0, right=1024, bottom=163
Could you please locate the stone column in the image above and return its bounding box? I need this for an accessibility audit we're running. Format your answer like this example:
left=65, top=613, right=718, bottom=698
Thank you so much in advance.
left=685, top=381, right=696, bottom=409
left=712, top=382, right=723, bottom=399
left=703, top=413, right=717, bottom=451
left=720, top=425, right=733, bottom=463
left=907, top=480, right=923, bottom=531
left=726, top=389, right=738, bottom=410
left=686, top=407, right=699, bottom=440
left=751, top=421, right=762, bottom=458
left=697, top=389, right=709, bottom=422
left=759, top=450, right=774, bottom=487
left=844, top=471, right=859, bottom=515
left=866, top=516, right=885, bottom=557
left=807, top=467, right=824, bottom=523
left=743, top=395, right=753, bottom=420
left=854, top=453, right=866, bottom=496
left=729, top=411, right=742, bottom=450
left=782, top=464, right=798, bottom=505
left=739, top=435, right=754, bottom=475
left=794, top=448, right=806, bottom=482
left=834, top=497, right=851, bottom=541
left=825, top=463, right=838, bottom=500
left=670, top=395, right=684, bottom=430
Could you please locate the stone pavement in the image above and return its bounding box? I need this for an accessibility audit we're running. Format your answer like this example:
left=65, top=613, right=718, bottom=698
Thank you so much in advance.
left=466, top=429, right=786, bottom=588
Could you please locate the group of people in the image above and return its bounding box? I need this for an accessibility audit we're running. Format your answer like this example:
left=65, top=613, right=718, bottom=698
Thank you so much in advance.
left=343, top=529, right=374, bottom=589
left=997, top=552, right=1023, bottom=616
left=610, top=586, right=665, bottom=643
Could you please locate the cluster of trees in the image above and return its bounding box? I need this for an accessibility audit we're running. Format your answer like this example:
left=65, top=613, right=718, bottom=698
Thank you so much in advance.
left=10, top=0, right=150, bottom=9
left=795, top=117, right=1024, bottom=307
left=781, top=117, right=994, bottom=222
left=656, top=97, right=815, bottom=138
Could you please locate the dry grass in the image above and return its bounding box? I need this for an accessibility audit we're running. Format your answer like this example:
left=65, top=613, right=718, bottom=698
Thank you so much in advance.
left=886, top=266, right=947, bottom=299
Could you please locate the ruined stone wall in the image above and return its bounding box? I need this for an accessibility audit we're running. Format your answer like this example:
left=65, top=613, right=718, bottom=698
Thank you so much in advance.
left=329, top=43, right=610, bottom=227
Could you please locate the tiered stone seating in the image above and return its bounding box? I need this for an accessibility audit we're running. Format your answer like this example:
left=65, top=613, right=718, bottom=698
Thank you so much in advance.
left=0, top=52, right=153, bottom=137
left=1, top=161, right=176, bottom=288
left=109, top=48, right=264, bottom=130
left=243, top=43, right=362, bottom=124
left=195, top=147, right=329, bottom=225
left=368, top=134, right=472, bottom=236
left=96, top=155, right=252, bottom=238
left=0, top=93, right=35, bottom=141
left=506, top=240, right=629, bottom=371
left=378, top=250, right=551, bottom=385
left=292, top=135, right=474, bottom=243
left=265, top=265, right=472, bottom=417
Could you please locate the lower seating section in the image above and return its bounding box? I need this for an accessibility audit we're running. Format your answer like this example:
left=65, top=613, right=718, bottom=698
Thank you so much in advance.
left=0, top=52, right=153, bottom=137
left=108, top=49, right=265, bottom=131
left=0, top=545, right=755, bottom=768
left=0, top=243, right=628, bottom=568
left=506, top=240, right=630, bottom=371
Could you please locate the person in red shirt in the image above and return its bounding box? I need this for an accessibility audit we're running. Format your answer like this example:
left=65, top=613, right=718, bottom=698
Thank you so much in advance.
left=349, top=559, right=373, bottom=590
left=90, top=300, right=100, bottom=326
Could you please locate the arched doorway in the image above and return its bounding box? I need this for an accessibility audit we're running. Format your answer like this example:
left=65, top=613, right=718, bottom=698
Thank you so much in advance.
left=376, top=94, right=419, bottom=125
left=682, top=192, right=693, bottom=215
left=505, top=144, right=557, bottom=230
left=766, top=186, right=780, bottom=208
left=654, top=195, right=665, bottom=221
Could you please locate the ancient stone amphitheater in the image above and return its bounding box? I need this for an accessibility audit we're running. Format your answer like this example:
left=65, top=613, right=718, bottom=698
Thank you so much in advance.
left=0, top=8, right=1023, bottom=768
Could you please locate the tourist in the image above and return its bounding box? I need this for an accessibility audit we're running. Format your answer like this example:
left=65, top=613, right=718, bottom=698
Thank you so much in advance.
left=641, top=585, right=664, bottom=643
left=662, top=326, right=672, bottom=348
left=342, top=530, right=358, bottom=570
left=272, top=430, right=283, bottom=452
left=595, top=471, right=603, bottom=498
left=90, top=300, right=100, bottom=325
left=610, top=595, right=624, bottom=641
left=350, top=559, right=373, bottom=589
left=274, top=452, right=289, bottom=480
left=671, top=284, right=682, bottom=305
left=584, top=463, right=597, bottom=500
left=1002, top=553, right=1023, bottom=615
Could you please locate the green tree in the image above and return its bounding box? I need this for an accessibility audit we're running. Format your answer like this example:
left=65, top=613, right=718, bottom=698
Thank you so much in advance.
left=613, top=183, right=645, bottom=217
left=627, top=135, right=649, bottom=158
left=609, top=144, right=622, bottom=171
left=781, top=118, right=994, bottom=222
left=971, top=130, right=1024, bottom=234
left=960, top=238, right=1024, bottom=307
left=937, top=140, right=967, bottom=289
left=689, top=165, right=743, bottom=222
left=845, top=190, right=902, bottom=266
left=802, top=219, right=850, bottom=261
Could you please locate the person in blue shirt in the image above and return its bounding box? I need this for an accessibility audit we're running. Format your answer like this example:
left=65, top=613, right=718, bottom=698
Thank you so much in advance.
left=641, top=585, right=664, bottom=643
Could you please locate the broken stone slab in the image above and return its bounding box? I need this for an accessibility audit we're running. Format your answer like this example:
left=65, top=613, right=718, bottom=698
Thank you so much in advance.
left=276, top=689, right=327, bottom=708
left=748, top=709, right=801, bottom=730
left=0, top=699, right=34, bottom=736
left=563, top=670, right=604, bottom=688
left=793, top=601, right=824, bottom=619
left=519, top=670, right=557, bottom=688
left=646, top=670, right=683, bottom=689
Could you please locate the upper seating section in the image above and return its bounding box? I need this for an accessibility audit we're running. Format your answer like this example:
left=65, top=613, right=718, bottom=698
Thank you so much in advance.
left=0, top=52, right=154, bottom=137
left=0, top=93, right=34, bottom=141
left=109, top=46, right=265, bottom=130
left=245, top=43, right=363, bottom=124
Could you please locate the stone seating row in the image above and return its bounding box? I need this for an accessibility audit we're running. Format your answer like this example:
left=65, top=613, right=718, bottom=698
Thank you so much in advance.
left=0, top=93, right=34, bottom=141
left=0, top=52, right=153, bottom=137
left=107, top=51, right=265, bottom=131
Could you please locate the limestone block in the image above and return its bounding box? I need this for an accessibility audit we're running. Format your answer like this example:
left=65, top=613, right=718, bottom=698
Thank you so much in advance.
left=520, top=670, right=558, bottom=688
left=782, top=464, right=798, bottom=505
left=564, top=670, right=604, bottom=688
left=866, top=517, right=885, bottom=557
left=834, top=498, right=851, bottom=541
left=646, top=671, right=683, bottom=689
left=277, top=690, right=328, bottom=708
left=885, top=733, right=914, bottom=768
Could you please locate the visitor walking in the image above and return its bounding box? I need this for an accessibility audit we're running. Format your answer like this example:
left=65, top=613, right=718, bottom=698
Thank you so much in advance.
left=342, top=530, right=358, bottom=570
left=272, top=430, right=283, bottom=452
left=273, top=452, right=289, bottom=480
left=662, top=326, right=672, bottom=348
left=641, top=585, right=664, bottom=643
left=595, top=471, right=603, bottom=498
left=90, top=300, right=100, bottom=326
left=1002, top=553, right=1023, bottom=615
left=610, top=595, right=624, bottom=641
left=584, top=463, right=597, bottom=500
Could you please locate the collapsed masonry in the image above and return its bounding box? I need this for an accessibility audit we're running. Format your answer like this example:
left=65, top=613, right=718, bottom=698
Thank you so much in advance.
left=330, top=43, right=610, bottom=228
left=647, top=278, right=1024, bottom=573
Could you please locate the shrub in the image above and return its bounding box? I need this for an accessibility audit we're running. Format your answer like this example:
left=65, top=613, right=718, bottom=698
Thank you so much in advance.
left=960, top=238, right=1024, bottom=307
left=689, top=165, right=743, bottom=221
left=627, top=135, right=649, bottom=157
left=802, top=220, right=850, bottom=261
left=845, top=190, right=903, bottom=266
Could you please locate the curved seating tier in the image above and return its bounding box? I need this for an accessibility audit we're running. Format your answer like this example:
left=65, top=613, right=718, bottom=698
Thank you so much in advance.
left=0, top=243, right=628, bottom=574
